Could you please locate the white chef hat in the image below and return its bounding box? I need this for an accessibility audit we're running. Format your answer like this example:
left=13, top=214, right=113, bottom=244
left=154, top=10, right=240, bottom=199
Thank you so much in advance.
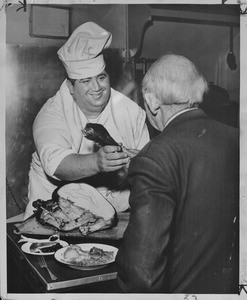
left=57, top=22, right=112, bottom=79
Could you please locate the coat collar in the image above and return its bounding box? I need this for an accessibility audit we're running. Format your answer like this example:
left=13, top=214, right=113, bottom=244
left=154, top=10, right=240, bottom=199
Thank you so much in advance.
left=165, top=108, right=208, bottom=130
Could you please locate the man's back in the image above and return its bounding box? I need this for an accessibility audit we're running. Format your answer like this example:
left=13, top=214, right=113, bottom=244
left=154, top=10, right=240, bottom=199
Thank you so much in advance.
left=116, top=109, right=239, bottom=293
left=158, top=109, right=239, bottom=293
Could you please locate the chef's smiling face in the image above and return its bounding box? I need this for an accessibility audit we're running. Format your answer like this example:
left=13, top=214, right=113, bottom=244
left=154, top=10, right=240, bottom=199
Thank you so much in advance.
left=68, top=70, right=111, bottom=118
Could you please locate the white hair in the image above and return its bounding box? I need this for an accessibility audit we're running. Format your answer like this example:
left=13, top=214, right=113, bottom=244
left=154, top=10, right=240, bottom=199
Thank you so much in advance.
left=142, top=54, right=208, bottom=106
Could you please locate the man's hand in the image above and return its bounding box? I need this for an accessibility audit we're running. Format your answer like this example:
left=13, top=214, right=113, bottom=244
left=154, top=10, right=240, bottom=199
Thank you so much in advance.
left=96, top=145, right=130, bottom=172
left=122, top=146, right=139, bottom=159
left=120, top=146, right=140, bottom=170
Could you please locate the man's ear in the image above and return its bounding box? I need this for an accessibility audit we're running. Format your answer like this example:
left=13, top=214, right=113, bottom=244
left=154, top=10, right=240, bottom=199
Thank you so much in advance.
left=144, top=93, right=161, bottom=115
left=66, top=79, right=74, bottom=95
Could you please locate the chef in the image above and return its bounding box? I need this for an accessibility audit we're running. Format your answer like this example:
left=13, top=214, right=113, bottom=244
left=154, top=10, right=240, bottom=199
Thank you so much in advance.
left=24, top=21, right=149, bottom=219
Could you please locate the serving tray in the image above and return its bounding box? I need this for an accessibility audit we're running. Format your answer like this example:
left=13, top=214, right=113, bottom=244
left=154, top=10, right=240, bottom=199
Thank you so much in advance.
left=13, top=212, right=130, bottom=240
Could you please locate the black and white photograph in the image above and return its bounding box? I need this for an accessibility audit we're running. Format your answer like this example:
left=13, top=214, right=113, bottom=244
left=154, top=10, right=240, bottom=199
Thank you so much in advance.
left=1, top=0, right=247, bottom=299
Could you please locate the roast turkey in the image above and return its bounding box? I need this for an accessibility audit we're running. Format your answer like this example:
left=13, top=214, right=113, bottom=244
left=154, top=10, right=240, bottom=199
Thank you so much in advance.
left=33, top=183, right=116, bottom=236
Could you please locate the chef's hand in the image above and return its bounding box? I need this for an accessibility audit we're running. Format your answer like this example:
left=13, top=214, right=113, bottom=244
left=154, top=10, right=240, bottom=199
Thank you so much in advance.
left=96, top=145, right=130, bottom=172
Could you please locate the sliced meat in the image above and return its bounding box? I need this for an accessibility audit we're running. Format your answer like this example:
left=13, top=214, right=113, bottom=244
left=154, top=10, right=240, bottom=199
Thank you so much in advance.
left=30, top=241, right=62, bottom=253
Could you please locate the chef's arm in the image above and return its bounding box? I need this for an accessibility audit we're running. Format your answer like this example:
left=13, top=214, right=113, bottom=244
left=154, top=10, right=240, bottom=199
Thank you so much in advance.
left=54, top=145, right=130, bottom=181
left=116, top=155, right=175, bottom=293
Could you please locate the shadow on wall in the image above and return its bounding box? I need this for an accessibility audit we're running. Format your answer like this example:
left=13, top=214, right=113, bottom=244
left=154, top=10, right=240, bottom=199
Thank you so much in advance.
left=200, top=83, right=239, bottom=128
left=6, top=45, right=66, bottom=219
left=103, top=48, right=138, bottom=102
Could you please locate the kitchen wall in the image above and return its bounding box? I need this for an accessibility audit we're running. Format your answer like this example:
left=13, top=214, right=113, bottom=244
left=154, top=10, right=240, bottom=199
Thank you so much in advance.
left=6, top=4, right=127, bottom=48
left=129, top=4, right=240, bottom=103
left=6, top=4, right=67, bottom=46
left=5, top=3, right=240, bottom=218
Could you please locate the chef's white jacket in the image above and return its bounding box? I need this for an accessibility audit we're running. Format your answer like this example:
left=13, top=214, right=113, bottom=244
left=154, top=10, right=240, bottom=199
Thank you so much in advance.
left=24, top=80, right=149, bottom=219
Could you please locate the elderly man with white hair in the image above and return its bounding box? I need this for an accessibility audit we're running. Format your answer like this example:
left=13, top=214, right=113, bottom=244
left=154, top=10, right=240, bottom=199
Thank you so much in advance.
left=116, top=54, right=239, bottom=294
left=24, top=22, right=149, bottom=219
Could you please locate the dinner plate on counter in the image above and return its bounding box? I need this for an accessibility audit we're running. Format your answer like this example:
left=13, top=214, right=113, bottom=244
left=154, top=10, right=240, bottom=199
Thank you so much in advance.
left=21, top=240, right=69, bottom=256
left=54, top=243, right=118, bottom=271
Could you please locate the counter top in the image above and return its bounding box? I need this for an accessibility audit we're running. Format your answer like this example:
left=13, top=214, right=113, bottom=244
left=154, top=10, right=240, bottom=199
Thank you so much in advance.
left=7, top=212, right=129, bottom=293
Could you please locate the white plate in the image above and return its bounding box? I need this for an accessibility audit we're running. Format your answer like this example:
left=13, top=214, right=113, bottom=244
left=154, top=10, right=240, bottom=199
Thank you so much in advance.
left=54, top=243, right=118, bottom=271
left=21, top=240, right=68, bottom=256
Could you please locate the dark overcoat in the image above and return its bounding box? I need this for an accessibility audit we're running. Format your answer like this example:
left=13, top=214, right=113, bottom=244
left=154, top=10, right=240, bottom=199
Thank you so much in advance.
left=116, top=109, right=239, bottom=294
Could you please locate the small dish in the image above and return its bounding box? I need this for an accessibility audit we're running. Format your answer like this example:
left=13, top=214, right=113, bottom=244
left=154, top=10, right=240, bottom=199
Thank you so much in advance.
left=21, top=240, right=68, bottom=256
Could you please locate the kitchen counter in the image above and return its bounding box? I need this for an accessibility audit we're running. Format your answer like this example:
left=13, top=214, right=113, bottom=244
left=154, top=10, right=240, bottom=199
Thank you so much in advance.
left=6, top=212, right=129, bottom=293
